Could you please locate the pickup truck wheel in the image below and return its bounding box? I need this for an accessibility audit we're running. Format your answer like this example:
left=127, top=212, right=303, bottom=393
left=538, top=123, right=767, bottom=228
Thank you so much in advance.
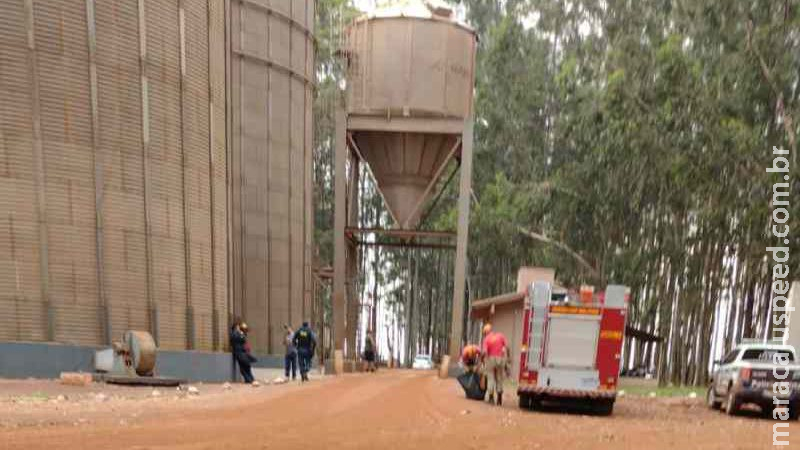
left=724, top=391, right=740, bottom=416
left=789, top=405, right=800, bottom=421
left=706, top=386, right=722, bottom=410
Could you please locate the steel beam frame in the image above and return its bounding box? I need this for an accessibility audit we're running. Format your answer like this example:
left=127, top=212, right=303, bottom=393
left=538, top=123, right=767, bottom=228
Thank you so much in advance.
left=345, top=228, right=456, bottom=240
left=354, top=241, right=456, bottom=250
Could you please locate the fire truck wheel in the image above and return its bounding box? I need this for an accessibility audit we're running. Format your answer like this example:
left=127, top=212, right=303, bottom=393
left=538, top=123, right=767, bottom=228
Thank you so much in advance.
left=724, top=392, right=740, bottom=416
left=594, top=399, right=614, bottom=416
left=706, top=386, right=722, bottom=410
left=518, top=393, right=532, bottom=410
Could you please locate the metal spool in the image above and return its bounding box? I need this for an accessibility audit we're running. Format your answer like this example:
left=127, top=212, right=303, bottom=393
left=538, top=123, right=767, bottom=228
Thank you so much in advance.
left=124, top=330, right=157, bottom=376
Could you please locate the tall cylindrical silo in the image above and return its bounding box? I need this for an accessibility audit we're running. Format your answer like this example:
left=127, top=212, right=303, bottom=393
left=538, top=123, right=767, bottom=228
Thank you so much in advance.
left=0, top=0, right=228, bottom=351
left=227, top=0, right=316, bottom=355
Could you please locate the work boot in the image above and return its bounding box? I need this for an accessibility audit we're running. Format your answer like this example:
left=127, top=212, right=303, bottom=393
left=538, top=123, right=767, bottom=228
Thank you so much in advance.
left=497, top=392, right=503, bottom=406
left=488, top=394, right=494, bottom=405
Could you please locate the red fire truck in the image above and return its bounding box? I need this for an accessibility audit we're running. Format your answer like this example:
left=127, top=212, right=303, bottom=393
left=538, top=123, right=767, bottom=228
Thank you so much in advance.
left=517, top=282, right=629, bottom=415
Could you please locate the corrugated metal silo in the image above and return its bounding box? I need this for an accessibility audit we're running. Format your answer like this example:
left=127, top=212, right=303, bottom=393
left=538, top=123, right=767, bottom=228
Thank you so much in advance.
left=227, top=0, right=315, bottom=354
left=0, top=0, right=228, bottom=351
left=344, top=4, right=476, bottom=229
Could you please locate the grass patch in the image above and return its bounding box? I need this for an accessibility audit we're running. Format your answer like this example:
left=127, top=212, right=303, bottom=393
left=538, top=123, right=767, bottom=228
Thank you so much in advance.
left=15, top=391, right=50, bottom=402
left=618, top=381, right=701, bottom=398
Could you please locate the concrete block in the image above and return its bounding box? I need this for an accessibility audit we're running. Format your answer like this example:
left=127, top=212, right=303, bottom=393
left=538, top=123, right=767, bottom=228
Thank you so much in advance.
left=60, top=372, right=92, bottom=386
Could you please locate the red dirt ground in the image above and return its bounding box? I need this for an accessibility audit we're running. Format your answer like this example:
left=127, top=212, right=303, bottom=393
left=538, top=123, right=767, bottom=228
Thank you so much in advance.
left=1, top=370, right=797, bottom=449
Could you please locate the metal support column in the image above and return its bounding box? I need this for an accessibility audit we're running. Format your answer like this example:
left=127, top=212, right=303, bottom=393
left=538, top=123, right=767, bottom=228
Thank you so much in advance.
left=449, top=116, right=474, bottom=363
left=137, top=0, right=158, bottom=346
left=346, top=156, right=360, bottom=359
left=333, top=103, right=348, bottom=358
left=85, top=0, right=111, bottom=344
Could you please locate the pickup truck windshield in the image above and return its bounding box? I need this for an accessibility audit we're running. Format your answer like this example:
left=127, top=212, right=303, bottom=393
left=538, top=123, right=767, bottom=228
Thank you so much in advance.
left=741, top=348, right=795, bottom=362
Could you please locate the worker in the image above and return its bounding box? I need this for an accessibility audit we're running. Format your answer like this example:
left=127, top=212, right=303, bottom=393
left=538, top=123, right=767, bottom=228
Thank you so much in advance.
left=461, top=344, right=481, bottom=373
left=293, top=321, right=317, bottom=382
left=363, top=332, right=377, bottom=372
left=283, top=324, right=297, bottom=381
left=230, top=319, right=255, bottom=384
left=481, top=323, right=508, bottom=406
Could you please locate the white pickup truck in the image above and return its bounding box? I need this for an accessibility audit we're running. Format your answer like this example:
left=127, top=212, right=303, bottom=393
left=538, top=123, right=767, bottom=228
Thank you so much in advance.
left=707, top=341, right=800, bottom=419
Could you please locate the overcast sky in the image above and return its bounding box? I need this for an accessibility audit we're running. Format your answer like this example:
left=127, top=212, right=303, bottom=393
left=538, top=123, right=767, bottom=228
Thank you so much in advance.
left=353, top=0, right=376, bottom=11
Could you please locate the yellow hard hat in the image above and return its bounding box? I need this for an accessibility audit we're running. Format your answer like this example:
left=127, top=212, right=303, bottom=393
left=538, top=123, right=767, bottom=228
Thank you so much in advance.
left=241, top=322, right=249, bottom=332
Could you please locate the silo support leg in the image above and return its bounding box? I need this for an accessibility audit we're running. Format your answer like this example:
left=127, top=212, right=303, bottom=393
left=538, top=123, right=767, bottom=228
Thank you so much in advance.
left=333, top=105, right=348, bottom=373
left=449, top=116, right=474, bottom=368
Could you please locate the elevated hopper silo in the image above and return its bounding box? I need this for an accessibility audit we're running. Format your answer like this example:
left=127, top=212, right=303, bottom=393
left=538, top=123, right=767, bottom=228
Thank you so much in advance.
left=345, top=2, right=475, bottom=229
left=332, top=1, right=476, bottom=367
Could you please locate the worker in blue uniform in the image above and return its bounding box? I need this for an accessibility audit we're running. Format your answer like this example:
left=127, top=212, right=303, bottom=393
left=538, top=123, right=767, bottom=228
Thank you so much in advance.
left=230, top=319, right=255, bottom=384
left=293, top=321, right=317, bottom=382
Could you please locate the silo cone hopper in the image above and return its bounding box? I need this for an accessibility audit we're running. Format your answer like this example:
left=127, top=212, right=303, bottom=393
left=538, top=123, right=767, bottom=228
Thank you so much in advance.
left=352, top=132, right=461, bottom=229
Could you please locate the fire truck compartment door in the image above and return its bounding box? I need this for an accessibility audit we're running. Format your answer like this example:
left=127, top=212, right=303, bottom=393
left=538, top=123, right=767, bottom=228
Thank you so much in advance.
left=545, top=314, right=601, bottom=369
left=537, top=368, right=600, bottom=390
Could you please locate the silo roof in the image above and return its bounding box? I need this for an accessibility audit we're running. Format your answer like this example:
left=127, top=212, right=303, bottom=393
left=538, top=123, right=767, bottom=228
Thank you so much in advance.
left=356, top=0, right=476, bottom=34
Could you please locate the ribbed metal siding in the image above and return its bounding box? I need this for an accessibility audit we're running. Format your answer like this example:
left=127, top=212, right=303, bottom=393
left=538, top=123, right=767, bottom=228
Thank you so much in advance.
left=0, top=0, right=46, bottom=343
left=35, top=0, right=101, bottom=345
left=146, top=0, right=186, bottom=350
left=95, top=0, right=149, bottom=341
left=0, top=0, right=228, bottom=350
left=183, top=0, right=213, bottom=350
left=208, top=0, right=228, bottom=349
left=229, top=0, right=315, bottom=354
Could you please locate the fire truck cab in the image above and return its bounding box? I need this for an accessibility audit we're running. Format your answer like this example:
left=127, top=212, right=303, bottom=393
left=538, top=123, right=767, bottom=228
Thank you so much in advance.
left=517, top=282, right=629, bottom=415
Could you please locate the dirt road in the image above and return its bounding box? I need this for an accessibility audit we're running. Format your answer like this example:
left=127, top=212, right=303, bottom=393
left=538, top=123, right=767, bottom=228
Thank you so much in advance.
left=1, top=371, right=797, bottom=449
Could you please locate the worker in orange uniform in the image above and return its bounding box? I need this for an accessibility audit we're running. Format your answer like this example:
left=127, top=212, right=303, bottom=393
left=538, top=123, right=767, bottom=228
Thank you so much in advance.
left=461, top=344, right=481, bottom=373
left=481, top=323, right=508, bottom=406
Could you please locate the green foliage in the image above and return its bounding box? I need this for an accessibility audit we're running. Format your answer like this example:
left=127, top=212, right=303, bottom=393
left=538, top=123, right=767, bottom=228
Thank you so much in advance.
left=313, top=0, right=800, bottom=379
left=440, top=0, right=800, bottom=385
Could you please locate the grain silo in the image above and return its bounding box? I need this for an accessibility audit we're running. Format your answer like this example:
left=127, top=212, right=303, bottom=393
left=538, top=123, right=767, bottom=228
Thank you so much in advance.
left=0, top=0, right=314, bottom=378
left=332, top=1, right=476, bottom=369
left=227, top=0, right=316, bottom=355
left=0, top=0, right=227, bottom=355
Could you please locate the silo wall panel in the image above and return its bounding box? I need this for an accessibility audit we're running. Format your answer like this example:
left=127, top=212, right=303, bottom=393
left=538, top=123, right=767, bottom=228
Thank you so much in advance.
left=229, top=0, right=314, bottom=354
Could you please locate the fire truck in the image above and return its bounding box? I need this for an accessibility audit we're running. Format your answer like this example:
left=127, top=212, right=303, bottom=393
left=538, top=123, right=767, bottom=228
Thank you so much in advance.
left=517, top=282, right=629, bottom=415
